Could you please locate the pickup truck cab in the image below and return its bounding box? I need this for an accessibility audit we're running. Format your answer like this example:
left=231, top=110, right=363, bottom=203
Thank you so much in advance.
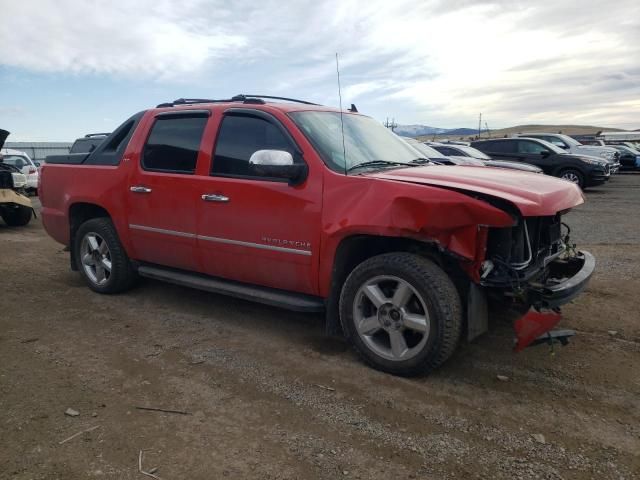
left=40, top=95, right=594, bottom=376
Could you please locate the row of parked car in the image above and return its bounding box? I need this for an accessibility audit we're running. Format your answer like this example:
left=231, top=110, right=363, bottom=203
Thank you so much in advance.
left=400, top=132, right=640, bottom=189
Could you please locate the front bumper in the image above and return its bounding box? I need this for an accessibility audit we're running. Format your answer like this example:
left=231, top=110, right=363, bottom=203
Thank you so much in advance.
left=526, top=251, right=595, bottom=309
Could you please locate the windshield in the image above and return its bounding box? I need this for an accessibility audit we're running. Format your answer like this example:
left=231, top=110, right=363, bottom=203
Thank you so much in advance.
left=0, top=154, right=31, bottom=169
left=289, top=112, right=422, bottom=173
left=526, top=138, right=565, bottom=154
left=454, top=145, right=491, bottom=159
left=557, top=134, right=581, bottom=147
left=400, top=137, right=443, bottom=159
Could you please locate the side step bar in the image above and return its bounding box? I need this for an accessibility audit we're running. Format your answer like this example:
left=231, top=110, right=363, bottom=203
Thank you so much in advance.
left=137, top=265, right=325, bottom=313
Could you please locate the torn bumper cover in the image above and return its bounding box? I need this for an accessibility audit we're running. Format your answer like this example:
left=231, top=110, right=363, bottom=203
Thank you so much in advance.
left=526, top=251, right=595, bottom=309
left=515, top=251, right=595, bottom=351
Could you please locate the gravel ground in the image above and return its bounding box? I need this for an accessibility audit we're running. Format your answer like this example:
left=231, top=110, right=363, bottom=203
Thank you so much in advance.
left=1, top=174, right=639, bottom=479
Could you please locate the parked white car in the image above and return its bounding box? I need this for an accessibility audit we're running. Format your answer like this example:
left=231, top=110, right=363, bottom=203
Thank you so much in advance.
left=514, top=133, right=621, bottom=173
left=0, top=148, right=39, bottom=194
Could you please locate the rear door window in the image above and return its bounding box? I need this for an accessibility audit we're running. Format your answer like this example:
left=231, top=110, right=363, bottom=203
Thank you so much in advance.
left=142, top=115, right=208, bottom=173
left=483, top=141, right=516, bottom=153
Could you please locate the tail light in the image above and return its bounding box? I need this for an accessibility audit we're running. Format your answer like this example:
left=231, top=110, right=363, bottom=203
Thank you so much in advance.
left=28, top=167, right=36, bottom=174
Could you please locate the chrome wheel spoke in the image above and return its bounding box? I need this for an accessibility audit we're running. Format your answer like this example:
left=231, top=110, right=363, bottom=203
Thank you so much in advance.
left=392, top=281, right=413, bottom=308
left=363, top=284, right=387, bottom=308
left=389, top=330, right=408, bottom=359
left=95, top=265, right=106, bottom=283
left=358, top=316, right=381, bottom=336
left=101, top=258, right=112, bottom=272
left=87, top=235, right=99, bottom=252
left=404, top=313, right=429, bottom=333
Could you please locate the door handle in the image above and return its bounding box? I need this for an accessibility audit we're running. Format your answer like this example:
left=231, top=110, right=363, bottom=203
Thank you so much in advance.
left=130, top=186, right=152, bottom=193
left=201, top=193, right=229, bottom=203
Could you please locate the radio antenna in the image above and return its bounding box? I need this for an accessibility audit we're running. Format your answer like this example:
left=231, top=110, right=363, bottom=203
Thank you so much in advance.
left=336, top=52, right=347, bottom=174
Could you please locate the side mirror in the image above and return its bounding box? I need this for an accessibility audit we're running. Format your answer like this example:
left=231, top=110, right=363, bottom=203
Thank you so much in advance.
left=541, top=150, right=551, bottom=158
left=34, top=161, right=41, bottom=167
left=559, top=144, right=569, bottom=150
left=248, top=150, right=308, bottom=185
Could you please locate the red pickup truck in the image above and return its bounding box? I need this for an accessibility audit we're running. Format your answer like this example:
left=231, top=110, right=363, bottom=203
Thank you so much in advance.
left=40, top=95, right=594, bottom=376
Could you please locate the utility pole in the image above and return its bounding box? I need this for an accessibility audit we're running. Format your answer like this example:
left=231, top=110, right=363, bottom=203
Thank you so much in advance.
left=384, top=117, right=397, bottom=132
left=478, top=113, right=482, bottom=139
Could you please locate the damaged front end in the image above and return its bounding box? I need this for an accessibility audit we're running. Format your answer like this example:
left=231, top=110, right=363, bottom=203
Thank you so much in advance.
left=479, top=213, right=595, bottom=350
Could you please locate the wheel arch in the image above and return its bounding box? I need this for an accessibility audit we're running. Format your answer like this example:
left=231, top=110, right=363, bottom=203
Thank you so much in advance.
left=68, top=202, right=113, bottom=270
left=324, top=234, right=468, bottom=336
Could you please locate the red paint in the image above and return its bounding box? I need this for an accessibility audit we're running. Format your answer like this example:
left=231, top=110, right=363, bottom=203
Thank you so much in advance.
left=40, top=102, right=586, bottom=299
left=513, top=309, right=563, bottom=352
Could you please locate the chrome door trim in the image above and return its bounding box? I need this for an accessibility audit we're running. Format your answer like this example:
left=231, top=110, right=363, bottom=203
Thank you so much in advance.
left=198, top=235, right=312, bottom=256
left=128, top=224, right=312, bottom=256
left=129, top=224, right=196, bottom=238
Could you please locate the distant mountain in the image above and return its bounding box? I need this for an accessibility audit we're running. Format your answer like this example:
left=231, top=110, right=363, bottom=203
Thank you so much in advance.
left=393, top=125, right=449, bottom=137
left=441, top=128, right=478, bottom=136
left=394, top=124, right=474, bottom=137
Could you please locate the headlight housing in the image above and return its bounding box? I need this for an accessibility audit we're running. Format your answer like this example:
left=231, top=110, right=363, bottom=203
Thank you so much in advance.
left=11, top=172, right=27, bottom=189
left=580, top=157, right=606, bottom=166
left=599, top=151, right=614, bottom=159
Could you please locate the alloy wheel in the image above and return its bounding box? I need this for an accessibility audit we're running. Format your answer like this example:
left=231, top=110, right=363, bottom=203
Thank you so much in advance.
left=352, top=275, right=430, bottom=361
left=561, top=171, right=581, bottom=184
left=80, top=233, right=112, bottom=286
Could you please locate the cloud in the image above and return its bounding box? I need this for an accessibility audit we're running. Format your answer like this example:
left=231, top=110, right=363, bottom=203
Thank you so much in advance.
left=1, top=0, right=638, bottom=128
left=0, top=0, right=246, bottom=78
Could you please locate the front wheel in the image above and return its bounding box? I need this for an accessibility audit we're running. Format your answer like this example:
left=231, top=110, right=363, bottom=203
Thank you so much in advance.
left=74, top=218, right=137, bottom=294
left=339, top=252, right=462, bottom=376
left=558, top=168, right=585, bottom=189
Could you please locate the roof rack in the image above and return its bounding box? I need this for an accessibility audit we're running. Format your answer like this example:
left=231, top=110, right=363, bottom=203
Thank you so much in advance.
left=156, top=94, right=320, bottom=108
left=84, top=133, right=111, bottom=138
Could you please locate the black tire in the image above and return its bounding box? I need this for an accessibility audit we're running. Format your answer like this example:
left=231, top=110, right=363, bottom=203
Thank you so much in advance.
left=339, top=252, right=462, bottom=377
left=1, top=206, right=32, bottom=226
left=558, top=168, right=585, bottom=189
left=74, top=217, right=137, bottom=294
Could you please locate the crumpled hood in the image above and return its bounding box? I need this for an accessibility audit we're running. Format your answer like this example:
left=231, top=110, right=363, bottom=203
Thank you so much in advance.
left=369, top=165, right=584, bottom=217
left=0, top=129, right=8, bottom=150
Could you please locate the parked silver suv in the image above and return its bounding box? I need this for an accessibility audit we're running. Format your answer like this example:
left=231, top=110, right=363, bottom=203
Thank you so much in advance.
left=514, top=133, right=620, bottom=173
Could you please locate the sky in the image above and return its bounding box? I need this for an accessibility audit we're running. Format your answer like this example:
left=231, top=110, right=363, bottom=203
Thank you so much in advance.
left=0, top=0, right=638, bottom=141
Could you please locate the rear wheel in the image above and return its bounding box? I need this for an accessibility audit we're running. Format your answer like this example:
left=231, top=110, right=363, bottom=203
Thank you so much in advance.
left=339, top=252, right=462, bottom=376
left=1, top=205, right=32, bottom=226
left=559, top=168, right=584, bottom=189
left=74, top=218, right=137, bottom=294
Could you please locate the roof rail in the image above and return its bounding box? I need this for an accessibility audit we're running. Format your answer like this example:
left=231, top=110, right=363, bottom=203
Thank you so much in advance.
left=156, top=94, right=320, bottom=108
left=84, top=133, right=111, bottom=138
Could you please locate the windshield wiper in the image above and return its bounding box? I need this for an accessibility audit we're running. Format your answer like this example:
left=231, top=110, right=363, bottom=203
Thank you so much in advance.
left=408, top=157, right=431, bottom=164
left=346, top=160, right=410, bottom=173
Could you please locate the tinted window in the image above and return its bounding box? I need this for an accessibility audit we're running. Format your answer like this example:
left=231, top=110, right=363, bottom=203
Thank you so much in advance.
left=212, top=115, right=295, bottom=177
left=477, top=140, right=515, bottom=154
left=70, top=138, right=106, bottom=154
left=433, top=146, right=460, bottom=156
left=517, top=140, right=549, bottom=154
left=143, top=116, right=207, bottom=173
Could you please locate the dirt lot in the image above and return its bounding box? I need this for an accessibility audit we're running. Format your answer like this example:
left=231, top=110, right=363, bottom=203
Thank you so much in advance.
left=1, top=174, right=639, bottom=480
